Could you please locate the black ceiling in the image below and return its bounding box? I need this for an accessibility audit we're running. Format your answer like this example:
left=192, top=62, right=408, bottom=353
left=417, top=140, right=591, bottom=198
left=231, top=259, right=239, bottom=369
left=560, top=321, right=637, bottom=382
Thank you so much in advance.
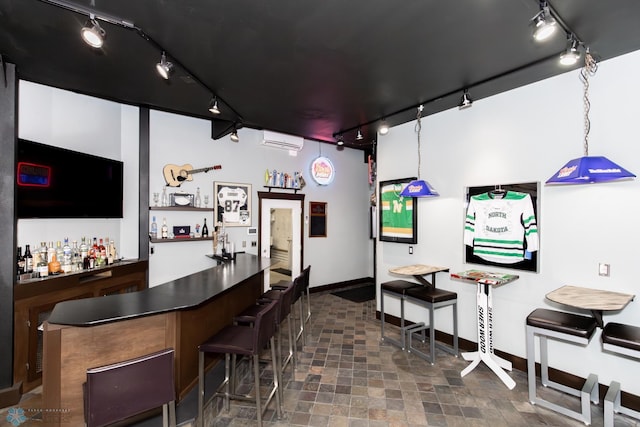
left=2, top=1, right=640, bottom=150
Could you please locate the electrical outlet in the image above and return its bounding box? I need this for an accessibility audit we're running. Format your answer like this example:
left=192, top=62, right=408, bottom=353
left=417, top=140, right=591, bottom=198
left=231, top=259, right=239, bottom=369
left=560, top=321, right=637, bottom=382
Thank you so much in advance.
left=409, top=246, right=413, bottom=254
left=150, top=246, right=154, bottom=255
left=251, top=241, right=257, bottom=247
left=599, top=263, right=610, bottom=277
left=242, top=240, right=246, bottom=248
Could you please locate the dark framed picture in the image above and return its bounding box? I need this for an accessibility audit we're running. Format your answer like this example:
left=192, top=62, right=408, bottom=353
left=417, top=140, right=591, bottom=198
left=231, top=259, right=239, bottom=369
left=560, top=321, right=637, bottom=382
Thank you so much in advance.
left=464, top=181, right=540, bottom=272
left=309, top=201, right=327, bottom=237
left=379, top=177, right=418, bottom=244
left=214, top=182, right=252, bottom=227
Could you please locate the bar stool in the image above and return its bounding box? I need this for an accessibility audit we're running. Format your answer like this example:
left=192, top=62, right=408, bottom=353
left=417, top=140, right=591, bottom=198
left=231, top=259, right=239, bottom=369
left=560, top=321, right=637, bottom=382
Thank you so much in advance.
left=526, top=308, right=599, bottom=425
left=404, top=286, right=458, bottom=364
left=301, top=265, right=312, bottom=324
left=273, top=271, right=307, bottom=348
left=84, top=348, right=176, bottom=427
left=601, top=322, right=640, bottom=427
left=380, top=280, right=421, bottom=350
left=198, top=299, right=281, bottom=427
left=234, top=278, right=297, bottom=401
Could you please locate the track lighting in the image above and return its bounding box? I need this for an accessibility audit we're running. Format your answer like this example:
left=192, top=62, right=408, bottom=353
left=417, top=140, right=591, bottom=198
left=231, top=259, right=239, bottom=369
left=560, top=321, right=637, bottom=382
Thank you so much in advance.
left=356, top=129, right=363, bottom=140
left=559, top=36, right=581, bottom=66
left=531, top=1, right=557, bottom=42
left=459, top=90, right=473, bottom=110
left=230, top=128, right=239, bottom=142
left=378, top=120, right=389, bottom=135
left=81, top=15, right=106, bottom=48
left=156, top=51, right=174, bottom=80
left=337, top=135, right=344, bottom=146
left=208, top=97, right=221, bottom=114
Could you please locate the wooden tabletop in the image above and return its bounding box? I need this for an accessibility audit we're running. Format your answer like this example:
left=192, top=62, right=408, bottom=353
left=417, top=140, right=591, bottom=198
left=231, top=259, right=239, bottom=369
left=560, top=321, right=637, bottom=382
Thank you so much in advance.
left=389, top=264, right=449, bottom=276
left=546, top=285, right=635, bottom=311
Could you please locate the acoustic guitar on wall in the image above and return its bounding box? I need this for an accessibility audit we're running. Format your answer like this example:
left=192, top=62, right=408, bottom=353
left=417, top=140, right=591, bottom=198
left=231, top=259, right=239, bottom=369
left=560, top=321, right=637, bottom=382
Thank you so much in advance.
left=163, top=164, right=222, bottom=187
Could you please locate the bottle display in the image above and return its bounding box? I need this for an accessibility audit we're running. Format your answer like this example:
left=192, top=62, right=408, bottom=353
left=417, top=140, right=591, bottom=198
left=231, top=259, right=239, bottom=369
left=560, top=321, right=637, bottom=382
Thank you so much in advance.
left=151, top=216, right=158, bottom=239
left=24, top=244, right=33, bottom=273
left=161, top=218, right=169, bottom=239
left=195, top=187, right=202, bottom=208
left=202, top=218, right=209, bottom=237
left=80, top=237, right=88, bottom=262
left=161, top=187, right=168, bottom=207
left=17, top=247, right=25, bottom=276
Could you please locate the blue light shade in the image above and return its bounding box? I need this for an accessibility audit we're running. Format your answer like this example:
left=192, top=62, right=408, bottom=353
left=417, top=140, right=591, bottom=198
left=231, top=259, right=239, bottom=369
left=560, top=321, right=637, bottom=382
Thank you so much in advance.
left=399, top=179, right=439, bottom=197
left=546, top=156, right=636, bottom=184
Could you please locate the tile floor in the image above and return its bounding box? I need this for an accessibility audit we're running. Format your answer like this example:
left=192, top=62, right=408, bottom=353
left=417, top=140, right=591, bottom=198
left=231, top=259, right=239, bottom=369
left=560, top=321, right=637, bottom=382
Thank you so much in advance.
left=204, top=289, right=638, bottom=427
left=3, top=288, right=639, bottom=426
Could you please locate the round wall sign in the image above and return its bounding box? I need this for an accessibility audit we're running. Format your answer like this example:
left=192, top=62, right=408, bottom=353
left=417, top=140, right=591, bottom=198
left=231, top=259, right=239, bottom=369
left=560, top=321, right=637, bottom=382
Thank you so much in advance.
left=310, top=156, right=335, bottom=185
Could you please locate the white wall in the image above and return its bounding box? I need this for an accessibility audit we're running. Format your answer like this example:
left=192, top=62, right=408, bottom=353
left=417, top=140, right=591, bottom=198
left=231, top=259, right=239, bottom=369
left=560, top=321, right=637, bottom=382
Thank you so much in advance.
left=377, top=50, right=640, bottom=394
left=16, top=85, right=373, bottom=290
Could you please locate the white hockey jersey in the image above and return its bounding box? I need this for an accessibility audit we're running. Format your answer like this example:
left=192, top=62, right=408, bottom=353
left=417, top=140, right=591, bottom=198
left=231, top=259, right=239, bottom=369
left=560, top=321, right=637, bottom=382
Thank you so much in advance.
left=464, top=191, right=538, bottom=264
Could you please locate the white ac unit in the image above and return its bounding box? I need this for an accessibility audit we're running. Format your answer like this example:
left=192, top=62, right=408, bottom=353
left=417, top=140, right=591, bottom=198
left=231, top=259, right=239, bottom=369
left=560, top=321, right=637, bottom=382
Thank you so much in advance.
left=261, top=130, right=304, bottom=151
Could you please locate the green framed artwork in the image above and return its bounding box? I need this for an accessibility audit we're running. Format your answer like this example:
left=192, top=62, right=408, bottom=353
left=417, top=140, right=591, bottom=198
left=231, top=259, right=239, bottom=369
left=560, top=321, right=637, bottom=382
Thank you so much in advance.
left=379, top=177, right=417, bottom=244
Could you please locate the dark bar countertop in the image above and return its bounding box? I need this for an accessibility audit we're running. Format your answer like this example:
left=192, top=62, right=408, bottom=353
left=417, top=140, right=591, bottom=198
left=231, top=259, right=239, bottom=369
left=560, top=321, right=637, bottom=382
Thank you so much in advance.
left=47, top=254, right=272, bottom=327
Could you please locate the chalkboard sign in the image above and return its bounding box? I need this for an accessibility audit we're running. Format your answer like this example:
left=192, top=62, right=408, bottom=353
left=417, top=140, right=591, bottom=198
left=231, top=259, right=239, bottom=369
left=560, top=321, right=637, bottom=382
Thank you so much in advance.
left=309, top=201, right=327, bottom=237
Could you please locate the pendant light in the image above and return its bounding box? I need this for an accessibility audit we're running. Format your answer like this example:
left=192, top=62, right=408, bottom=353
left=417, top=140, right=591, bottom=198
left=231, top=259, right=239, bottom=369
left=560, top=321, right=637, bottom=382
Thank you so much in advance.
left=547, top=50, right=635, bottom=184
left=400, top=105, right=439, bottom=197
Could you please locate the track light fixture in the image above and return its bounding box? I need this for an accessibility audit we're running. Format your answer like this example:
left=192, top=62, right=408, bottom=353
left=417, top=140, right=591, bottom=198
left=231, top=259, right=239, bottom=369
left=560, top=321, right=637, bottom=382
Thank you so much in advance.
left=378, top=120, right=389, bottom=135
left=208, top=97, right=221, bottom=114
left=356, top=129, right=363, bottom=140
left=337, top=135, right=344, bottom=146
left=230, top=127, right=239, bottom=142
left=559, top=35, right=581, bottom=66
left=531, top=1, right=557, bottom=42
left=156, top=51, right=174, bottom=80
left=459, top=90, right=473, bottom=110
left=81, top=14, right=106, bottom=48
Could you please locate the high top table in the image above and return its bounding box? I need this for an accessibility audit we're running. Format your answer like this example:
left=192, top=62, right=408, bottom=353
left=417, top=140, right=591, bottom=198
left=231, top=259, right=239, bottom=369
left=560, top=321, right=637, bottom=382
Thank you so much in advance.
left=546, top=285, right=635, bottom=328
left=451, top=269, right=519, bottom=389
left=389, top=264, right=449, bottom=287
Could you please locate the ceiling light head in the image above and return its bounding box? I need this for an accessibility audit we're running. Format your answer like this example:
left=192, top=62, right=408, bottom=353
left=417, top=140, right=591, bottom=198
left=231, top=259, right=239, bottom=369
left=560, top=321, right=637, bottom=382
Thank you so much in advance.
left=81, top=16, right=106, bottom=48
left=230, top=128, right=239, bottom=142
left=559, top=36, right=581, bottom=66
left=532, top=2, right=557, bottom=42
left=458, top=90, right=473, bottom=110
left=208, top=97, right=221, bottom=114
left=156, top=51, right=174, bottom=80
left=336, top=135, right=344, bottom=146
left=378, top=120, right=389, bottom=135
left=356, top=129, right=363, bottom=140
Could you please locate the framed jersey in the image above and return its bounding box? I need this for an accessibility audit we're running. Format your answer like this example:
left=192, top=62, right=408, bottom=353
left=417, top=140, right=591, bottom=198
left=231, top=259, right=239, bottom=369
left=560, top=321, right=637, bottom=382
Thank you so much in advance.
left=214, top=181, right=252, bottom=227
left=379, top=177, right=418, bottom=244
left=464, top=181, right=540, bottom=272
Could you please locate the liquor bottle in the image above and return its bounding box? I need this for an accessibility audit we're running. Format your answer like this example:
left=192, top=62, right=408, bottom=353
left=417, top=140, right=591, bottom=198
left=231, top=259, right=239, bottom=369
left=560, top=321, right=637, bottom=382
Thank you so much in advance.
left=80, top=237, right=89, bottom=262
left=151, top=216, right=158, bottom=239
left=48, top=253, right=61, bottom=275
left=202, top=218, right=209, bottom=237
left=161, top=187, right=168, bottom=207
left=108, top=239, right=116, bottom=264
left=24, top=244, right=33, bottom=274
left=62, top=238, right=72, bottom=264
left=47, top=241, right=55, bottom=263
left=72, top=240, right=80, bottom=271
left=17, top=246, right=25, bottom=276
left=161, top=218, right=169, bottom=239
left=56, top=240, right=64, bottom=263
left=195, top=187, right=202, bottom=208
left=36, top=250, right=48, bottom=278
left=89, top=238, right=97, bottom=268
left=98, top=238, right=106, bottom=266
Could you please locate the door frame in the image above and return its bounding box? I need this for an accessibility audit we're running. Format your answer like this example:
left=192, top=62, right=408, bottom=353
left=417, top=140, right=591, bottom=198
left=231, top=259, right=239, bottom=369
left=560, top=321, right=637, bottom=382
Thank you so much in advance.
left=257, top=191, right=305, bottom=281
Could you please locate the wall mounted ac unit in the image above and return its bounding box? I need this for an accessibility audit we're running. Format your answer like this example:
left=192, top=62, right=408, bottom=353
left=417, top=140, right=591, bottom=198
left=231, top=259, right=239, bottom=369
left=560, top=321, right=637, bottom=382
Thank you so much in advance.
left=261, top=130, right=304, bottom=151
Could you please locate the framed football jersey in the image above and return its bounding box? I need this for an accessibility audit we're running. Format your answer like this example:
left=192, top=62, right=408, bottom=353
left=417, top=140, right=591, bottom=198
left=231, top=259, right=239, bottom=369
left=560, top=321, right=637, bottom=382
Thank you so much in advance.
left=214, top=181, right=252, bottom=226
left=379, top=177, right=418, bottom=244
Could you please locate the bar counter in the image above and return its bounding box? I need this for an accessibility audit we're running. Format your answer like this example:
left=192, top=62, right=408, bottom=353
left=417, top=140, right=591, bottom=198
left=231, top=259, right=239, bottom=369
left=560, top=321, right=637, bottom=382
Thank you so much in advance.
left=43, top=254, right=271, bottom=426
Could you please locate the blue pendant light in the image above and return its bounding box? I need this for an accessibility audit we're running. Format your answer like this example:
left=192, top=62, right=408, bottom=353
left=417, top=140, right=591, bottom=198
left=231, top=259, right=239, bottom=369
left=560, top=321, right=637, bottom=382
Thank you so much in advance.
left=547, top=50, right=635, bottom=185
left=400, top=105, right=439, bottom=197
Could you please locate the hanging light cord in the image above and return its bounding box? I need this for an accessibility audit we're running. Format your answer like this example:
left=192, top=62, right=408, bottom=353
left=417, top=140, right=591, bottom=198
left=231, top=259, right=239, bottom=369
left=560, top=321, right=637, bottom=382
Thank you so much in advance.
left=415, top=105, right=424, bottom=179
left=580, top=50, right=597, bottom=156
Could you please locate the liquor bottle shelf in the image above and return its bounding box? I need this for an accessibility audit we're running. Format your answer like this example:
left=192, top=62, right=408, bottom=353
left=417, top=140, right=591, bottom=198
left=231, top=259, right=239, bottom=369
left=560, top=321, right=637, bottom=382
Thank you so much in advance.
left=150, top=237, right=213, bottom=243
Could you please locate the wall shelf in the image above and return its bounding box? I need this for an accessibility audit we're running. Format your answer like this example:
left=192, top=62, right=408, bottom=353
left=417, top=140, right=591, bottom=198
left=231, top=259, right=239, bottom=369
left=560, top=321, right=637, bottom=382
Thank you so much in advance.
left=151, top=237, right=213, bottom=243
left=150, top=206, right=213, bottom=212
left=263, top=186, right=301, bottom=194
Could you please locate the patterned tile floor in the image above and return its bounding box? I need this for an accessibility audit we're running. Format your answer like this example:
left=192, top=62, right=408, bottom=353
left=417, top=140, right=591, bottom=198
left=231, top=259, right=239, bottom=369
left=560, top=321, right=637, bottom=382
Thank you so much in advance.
left=206, top=289, right=639, bottom=426
left=3, top=288, right=639, bottom=426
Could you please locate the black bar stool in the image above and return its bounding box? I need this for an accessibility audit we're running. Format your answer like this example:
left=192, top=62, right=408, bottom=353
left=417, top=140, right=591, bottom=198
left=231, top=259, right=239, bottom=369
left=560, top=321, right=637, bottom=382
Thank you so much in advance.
left=380, top=280, right=421, bottom=349
left=301, top=265, right=312, bottom=324
left=198, top=299, right=281, bottom=427
left=526, top=308, right=599, bottom=425
left=602, top=322, right=640, bottom=427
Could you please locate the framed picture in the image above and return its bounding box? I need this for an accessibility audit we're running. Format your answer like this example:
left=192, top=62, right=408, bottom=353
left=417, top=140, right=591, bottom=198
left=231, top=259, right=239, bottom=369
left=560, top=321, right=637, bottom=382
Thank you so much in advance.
left=309, top=201, right=327, bottom=237
left=214, top=182, right=252, bottom=227
left=464, top=181, right=540, bottom=272
left=379, top=177, right=418, bottom=244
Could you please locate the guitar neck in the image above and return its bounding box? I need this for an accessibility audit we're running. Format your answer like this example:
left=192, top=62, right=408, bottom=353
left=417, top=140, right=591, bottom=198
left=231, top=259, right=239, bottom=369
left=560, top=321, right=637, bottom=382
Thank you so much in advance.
left=187, top=165, right=222, bottom=174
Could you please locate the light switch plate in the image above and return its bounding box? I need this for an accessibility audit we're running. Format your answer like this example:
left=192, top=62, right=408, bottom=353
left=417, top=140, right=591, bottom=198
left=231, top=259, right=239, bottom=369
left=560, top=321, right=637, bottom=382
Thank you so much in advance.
left=599, top=263, right=610, bottom=277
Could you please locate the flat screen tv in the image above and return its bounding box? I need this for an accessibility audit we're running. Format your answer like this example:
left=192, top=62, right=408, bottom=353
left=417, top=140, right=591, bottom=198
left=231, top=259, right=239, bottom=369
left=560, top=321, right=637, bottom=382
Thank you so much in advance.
left=16, top=139, right=124, bottom=218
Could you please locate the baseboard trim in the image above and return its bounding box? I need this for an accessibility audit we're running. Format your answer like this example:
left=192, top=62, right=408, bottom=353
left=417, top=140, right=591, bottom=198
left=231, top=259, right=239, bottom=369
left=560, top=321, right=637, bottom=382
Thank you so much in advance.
left=377, top=310, right=640, bottom=412
left=310, top=277, right=374, bottom=294
left=0, top=382, right=22, bottom=409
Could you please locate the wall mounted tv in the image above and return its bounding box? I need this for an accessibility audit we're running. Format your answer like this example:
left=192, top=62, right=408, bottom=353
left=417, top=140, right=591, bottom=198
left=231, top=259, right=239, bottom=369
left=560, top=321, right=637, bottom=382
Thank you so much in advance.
left=16, top=139, right=124, bottom=219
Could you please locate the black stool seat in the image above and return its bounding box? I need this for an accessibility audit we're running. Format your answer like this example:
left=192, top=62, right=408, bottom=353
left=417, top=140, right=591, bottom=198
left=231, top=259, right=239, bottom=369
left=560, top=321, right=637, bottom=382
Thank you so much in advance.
left=406, top=286, right=457, bottom=303
left=200, top=324, right=257, bottom=356
left=381, top=280, right=420, bottom=295
left=526, top=308, right=597, bottom=339
left=602, top=322, right=640, bottom=352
